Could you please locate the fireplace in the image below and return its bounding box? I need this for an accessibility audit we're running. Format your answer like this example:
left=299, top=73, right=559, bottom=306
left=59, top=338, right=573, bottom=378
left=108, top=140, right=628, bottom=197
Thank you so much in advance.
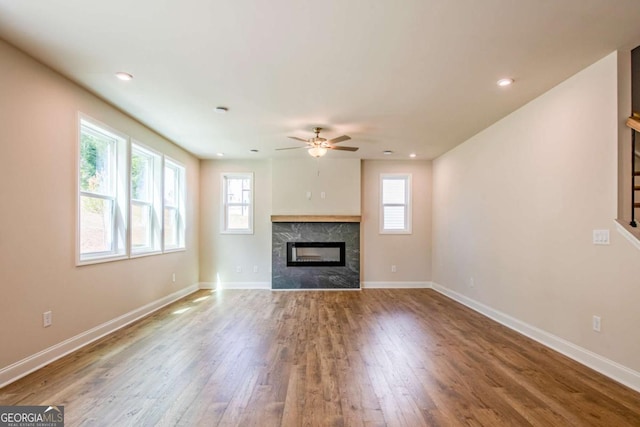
left=287, top=242, right=346, bottom=267
left=271, top=218, right=360, bottom=289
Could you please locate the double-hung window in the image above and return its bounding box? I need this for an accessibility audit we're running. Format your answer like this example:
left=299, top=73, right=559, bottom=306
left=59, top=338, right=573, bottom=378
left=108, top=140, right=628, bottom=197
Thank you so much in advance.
left=131, top=143, right=162, bottom=255
left=164, top=158, right=186, bottom=250
left=78, top=117, right=128, bottom=263
left=380, top=173, right=412, bottom=234
left=221, top=173, right=254, bottom=234
left=78, top=115, right=188, bottom=263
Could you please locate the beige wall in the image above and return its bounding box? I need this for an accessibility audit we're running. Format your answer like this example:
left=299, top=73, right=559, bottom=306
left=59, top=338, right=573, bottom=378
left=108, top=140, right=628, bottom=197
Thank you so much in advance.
left=272, top=158, right=360, bottom=215
left=201, top=158, right=433, bottom=288
left=0, top=40, right=199, bottom=370
left=361, top=160, right=432, bottom=285
left=9, top=25, right=637, bottom=391
left=432, top=52, right=640, bottom=372
left=199, top=159, right=272, bottom=286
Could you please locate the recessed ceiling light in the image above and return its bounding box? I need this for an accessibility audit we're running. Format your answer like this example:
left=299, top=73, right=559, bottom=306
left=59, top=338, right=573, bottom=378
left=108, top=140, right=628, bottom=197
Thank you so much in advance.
left=409, top=153, right=417, bottom=158
left=214, top=106, right=228, bottom=114
left=115, top=72, right=133, bottom=81
left=383, top=150, right=393, bottom=155
left=216, top=152, right=225, bottom=157
left=497, top=78, right=514, bottom=87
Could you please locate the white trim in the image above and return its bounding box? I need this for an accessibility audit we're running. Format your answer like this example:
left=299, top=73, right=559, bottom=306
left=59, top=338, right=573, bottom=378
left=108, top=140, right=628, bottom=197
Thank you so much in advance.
left=162, top=247, right=187, bottom=254
left=76, top=254, right=129, bottom=266
left=130, top=141, right=163, bottom=255
left=271, top=287, right=361, bottom=292
left=431, top=282, right=640, bottom=393
left=129, top=250, right=163, bottom=259
left=220, top=172, right=255, bottom=235
left=361, top=281, right=432, bottom=289
left=379, top=173, right=412, bottom=234
left=77, top=114, right=130, bottom=265
left=615, top=220, right=640, bottom=251
left=200, top=281, right=271, bottom=290
left=163, top=157, right=186, bottom=251
left=0, top=284, right=199, bottom=389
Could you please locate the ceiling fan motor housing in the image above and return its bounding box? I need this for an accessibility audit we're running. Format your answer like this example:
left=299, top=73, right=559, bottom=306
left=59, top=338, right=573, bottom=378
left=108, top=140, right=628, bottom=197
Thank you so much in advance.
left=278, top=127, right=357, bottom=153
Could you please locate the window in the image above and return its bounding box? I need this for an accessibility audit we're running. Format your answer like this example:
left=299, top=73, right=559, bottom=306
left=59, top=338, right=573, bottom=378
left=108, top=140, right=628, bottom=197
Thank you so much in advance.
left=221, top=173, right=254, bottom=234
left=78, top=117, right=128, bottom=263
left=164, top=158, right=186, bottom=250
left=78, top=115, right=189, bottom=263
left=380, top=173, right=412, bottom=234
left=131, top=143, right=162, bottom=255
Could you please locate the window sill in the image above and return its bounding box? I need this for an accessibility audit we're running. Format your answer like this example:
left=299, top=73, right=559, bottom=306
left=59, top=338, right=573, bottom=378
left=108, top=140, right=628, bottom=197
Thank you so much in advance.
left=163, top=247, right=186, bottom=253
left=77, top=254, right=128, bottom=267
left=220, top=230, right=254, bottom=235
left=130, top=250, right=163, bottom=259
left=77, top=248, right=186, bottom=266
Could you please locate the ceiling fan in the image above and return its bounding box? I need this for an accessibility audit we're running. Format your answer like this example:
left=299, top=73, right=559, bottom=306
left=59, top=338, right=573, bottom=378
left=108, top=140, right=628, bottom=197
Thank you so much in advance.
left=277, top=127, right=358, bottom=157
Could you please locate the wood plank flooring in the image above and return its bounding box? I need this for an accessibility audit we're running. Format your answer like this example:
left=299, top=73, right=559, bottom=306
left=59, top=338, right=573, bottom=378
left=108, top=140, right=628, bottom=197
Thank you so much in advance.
left=1, top=289, right=640, bottom=426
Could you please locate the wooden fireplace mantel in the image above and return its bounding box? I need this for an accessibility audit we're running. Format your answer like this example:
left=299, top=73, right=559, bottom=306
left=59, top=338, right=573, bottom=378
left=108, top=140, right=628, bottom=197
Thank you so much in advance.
left=270, top=215, right=361, bottom=223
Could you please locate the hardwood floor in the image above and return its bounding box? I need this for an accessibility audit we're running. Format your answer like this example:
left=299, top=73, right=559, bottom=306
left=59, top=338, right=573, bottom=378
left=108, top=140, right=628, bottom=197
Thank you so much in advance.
left=1, top=289, right=640, bottom=426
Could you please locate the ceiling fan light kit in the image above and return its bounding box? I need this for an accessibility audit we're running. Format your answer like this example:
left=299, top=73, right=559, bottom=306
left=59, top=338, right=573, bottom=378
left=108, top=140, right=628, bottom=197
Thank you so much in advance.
left=308, top=146, right=328, bottom=158
left=115, top=71, right=133, bottom=81
left=277, top=127, right=358, bottom=157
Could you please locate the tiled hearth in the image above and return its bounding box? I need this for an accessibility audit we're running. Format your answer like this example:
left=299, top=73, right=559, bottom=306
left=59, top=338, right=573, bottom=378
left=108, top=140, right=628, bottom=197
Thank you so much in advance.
left=271, top=218, right=360, bottom=290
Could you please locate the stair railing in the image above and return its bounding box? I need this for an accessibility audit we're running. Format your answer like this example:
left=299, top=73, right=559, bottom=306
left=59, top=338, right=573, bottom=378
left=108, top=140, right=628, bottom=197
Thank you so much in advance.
left=627, top=114, right=640, bottom=227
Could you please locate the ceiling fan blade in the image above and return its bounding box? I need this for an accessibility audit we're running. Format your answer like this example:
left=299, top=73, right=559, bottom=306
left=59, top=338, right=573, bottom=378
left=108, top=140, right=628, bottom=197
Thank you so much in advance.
left=329, top=145, right=359, bottom=152
left=288, top=136, right=309, bottom=143
left=327, top=135, right=351, bottom=144
left=276, top=146, right=306, bottom=151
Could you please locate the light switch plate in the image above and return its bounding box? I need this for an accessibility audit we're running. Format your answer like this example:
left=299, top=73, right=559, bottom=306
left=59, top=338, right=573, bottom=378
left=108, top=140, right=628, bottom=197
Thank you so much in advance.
left=593, top=229, right=610, bottom=245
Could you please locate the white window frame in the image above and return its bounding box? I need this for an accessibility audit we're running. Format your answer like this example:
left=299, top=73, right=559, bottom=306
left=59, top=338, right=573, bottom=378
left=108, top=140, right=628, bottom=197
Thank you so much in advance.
left=380, top=173, right=412, bottom=234
left=77, top=114, right=129, bottom=265
left=221, top=172, right=254, bottom=234
left=163, top=157, right=186, bottom=251
left=130, top=142, right=163, bottom=257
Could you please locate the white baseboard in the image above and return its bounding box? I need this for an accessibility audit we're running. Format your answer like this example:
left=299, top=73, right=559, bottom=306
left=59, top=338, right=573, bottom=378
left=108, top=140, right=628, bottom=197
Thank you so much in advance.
left=431, top=282, right=640, bottom=393
left=199, top=281, right=271, bottom=290
left=362, top=281, right=432, bottom=289
left=0, top=284, right=199, bottom=389
left=271, top=287, right=361, bottom=292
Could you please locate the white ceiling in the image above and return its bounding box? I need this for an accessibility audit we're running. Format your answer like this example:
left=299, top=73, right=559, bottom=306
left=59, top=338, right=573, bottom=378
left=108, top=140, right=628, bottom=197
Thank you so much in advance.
left=2, top=0, right=640, bottom=160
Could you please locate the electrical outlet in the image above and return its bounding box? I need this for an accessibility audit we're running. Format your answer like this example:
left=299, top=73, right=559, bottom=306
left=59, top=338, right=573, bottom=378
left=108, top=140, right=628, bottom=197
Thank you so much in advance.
left=43, top=311, right=52, bottom=328
left=253, top=265, right=259, bottom=273
left=172, top=273, right=176, bottom=283
left=306, top=191, right=312, bottom=200
left=593, top=315, right=601, bottom=332
left=236, top=266, right=242, bottom=273
left=321, top=191, right=326, bottom=199
left=469, top=277, right=475, bottom=288
left=391, top=265, right=397, bottom=273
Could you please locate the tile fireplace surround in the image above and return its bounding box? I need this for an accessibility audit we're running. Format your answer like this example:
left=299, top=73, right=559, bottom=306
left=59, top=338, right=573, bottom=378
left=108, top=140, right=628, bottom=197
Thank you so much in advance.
left=271, top=216, right=360, bottom=290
